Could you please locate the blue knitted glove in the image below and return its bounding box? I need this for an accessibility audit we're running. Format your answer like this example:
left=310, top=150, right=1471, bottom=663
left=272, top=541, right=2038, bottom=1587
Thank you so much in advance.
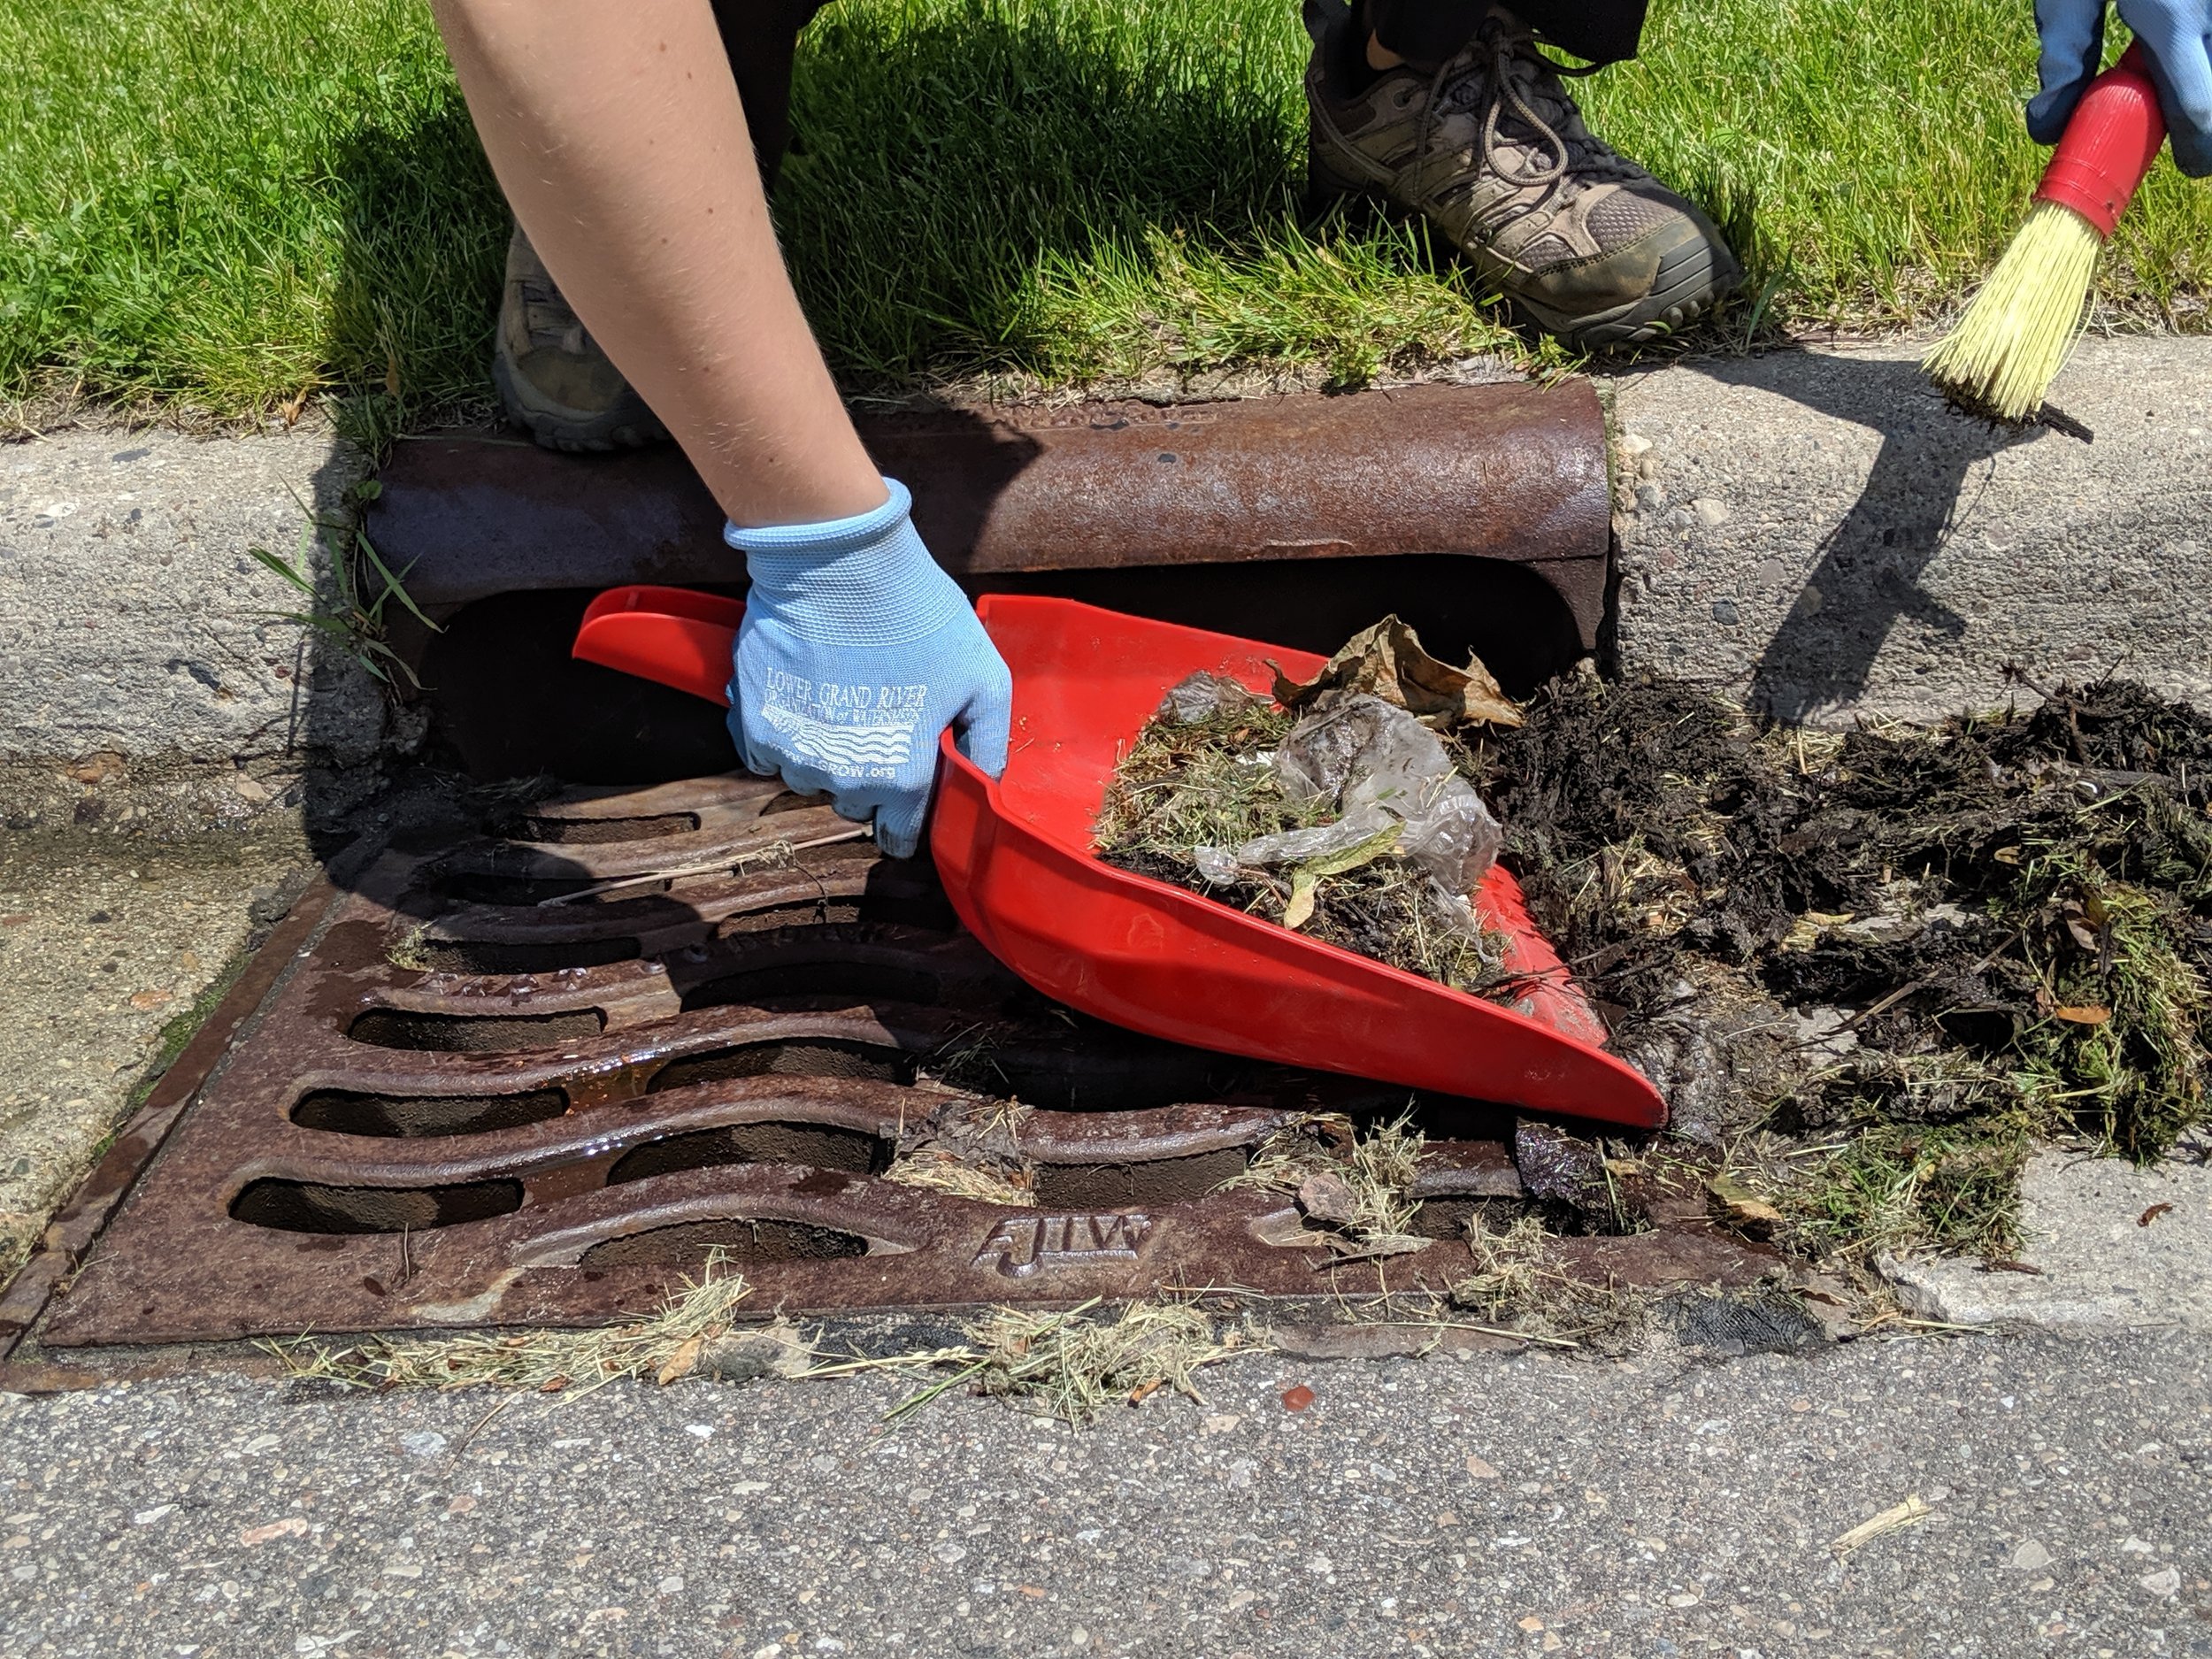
left=723, top=479, right=1011, bottom=859
left=2032, top=0, right=2212, bottom=176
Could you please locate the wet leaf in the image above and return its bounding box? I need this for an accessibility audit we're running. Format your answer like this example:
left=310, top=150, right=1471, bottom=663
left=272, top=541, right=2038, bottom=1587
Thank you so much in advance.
left=1282, top=822, right=1402, bottom=929
left=2051, top=1004, right=2111, bottom=1025
left=1270, top=616, right=1521, bottom=731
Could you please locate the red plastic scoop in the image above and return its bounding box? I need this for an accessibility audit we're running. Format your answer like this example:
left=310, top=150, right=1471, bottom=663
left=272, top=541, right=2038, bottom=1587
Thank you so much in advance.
left=574, top=586, right=1664, bottom=1126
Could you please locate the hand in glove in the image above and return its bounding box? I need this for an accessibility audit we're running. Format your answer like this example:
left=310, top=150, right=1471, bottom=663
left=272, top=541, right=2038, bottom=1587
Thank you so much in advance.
left=2031, top=0, right=2212, bottom=175
left=725, top=479, right=1012, bottom=858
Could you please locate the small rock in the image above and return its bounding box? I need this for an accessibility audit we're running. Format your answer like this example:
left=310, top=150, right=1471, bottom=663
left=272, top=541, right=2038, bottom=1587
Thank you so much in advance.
left=2009, top=1540, right=2055, bottom=1572
left=1464, top=1455, right=1501, bottom=1479
left=2140, top=1567, right=2181, bottom=1597
left=399, top=1431, right=447, bottom=1459
left=1710, top=599, right=1740, bottom=626
left=1692, top=497, right=1733, bottom=528
left=1294, top=1171, right=1360, bottom=1228
left=1617, top=433, right=1653, bottom=460
left=657, top=1575, right=683, bottom=1595
left=231, top=773, right=271, bottom=805
left=1280, top=1384, right=1316, bottom=1413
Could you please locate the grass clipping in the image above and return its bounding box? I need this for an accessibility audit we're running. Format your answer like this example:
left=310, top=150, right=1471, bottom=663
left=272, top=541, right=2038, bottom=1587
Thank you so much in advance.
left=886, top=1298, right=1251, bottom=1425
left=1094, top=617, right=1522, bottom=995
left=268, top=1255, right=767, bottom=1395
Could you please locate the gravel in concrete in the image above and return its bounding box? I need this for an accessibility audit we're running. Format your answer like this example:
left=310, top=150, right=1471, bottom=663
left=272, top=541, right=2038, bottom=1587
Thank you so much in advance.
left=0, top=426, right=387, bottom=768
left=1608, top=338, right=2212, bottom=724
left=1883, top=1138, right=2212, bottom=1333
left=1, top=1329, right=2207, bottom=1657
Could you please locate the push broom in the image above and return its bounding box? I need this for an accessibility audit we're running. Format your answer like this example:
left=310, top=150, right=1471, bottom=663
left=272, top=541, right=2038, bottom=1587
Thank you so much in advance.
left=1924, top=42, right=2169, bottom=420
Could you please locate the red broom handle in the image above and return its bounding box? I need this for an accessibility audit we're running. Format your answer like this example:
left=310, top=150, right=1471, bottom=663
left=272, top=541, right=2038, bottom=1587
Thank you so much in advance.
left=2036, top=41, right=2169, bottom=237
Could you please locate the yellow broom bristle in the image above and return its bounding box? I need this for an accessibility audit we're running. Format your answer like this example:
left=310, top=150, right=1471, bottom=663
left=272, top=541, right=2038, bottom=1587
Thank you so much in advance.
left=1923, top=200, right=2104, bottom=421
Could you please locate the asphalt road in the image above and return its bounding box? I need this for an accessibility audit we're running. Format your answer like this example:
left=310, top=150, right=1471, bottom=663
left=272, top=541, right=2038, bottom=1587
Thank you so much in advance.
left=4, top=1328, right=2208, bottom=1658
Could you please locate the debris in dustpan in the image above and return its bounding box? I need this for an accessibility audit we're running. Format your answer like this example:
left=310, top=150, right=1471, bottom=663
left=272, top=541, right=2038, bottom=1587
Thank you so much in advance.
left=1094, top=617, right=1523, bottom=997
left=1463, top=668, right=2212, bottom=1279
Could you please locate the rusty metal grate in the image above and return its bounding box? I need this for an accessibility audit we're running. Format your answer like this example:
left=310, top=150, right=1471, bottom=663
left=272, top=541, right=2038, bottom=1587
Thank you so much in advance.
left=5, top=776, right=1768, bottom=1357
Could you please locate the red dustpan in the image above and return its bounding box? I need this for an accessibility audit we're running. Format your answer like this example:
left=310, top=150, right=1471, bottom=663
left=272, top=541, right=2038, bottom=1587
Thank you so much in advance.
left=574, top=586, right=1664, bottom=1127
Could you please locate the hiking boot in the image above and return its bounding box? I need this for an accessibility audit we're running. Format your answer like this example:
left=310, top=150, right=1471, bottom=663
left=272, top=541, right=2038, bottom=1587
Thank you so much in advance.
left=493, top=223, right=669, bottom=452
left=1304, top=0, right=1740, bottom=347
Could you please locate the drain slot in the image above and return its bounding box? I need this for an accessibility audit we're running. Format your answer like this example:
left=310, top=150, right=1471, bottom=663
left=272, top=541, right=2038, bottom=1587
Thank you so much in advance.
left=406, top=936, right=641, bottom=975
left=438, top=874, right=657, bottom=906
left=520, top=811, right=698, bottom=844
left=649, top=1041, right=910, bottom=1089
left=291, top=1088, right=571, bottom=1138
left=1033, top=1148, right=1248, bottom=1208
left=606, top=1123, right=888, bottom=1185
left=347, top=1008, right=608, bottom=1051
left=230, top=1178, right=524, bottom=1233
left=580, top=1218, right=869, bottom=1264
left=680, top=961, right=939, bottom=1011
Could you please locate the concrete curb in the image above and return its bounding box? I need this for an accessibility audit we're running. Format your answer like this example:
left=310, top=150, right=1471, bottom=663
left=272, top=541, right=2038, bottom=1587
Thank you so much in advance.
left=1607, top=336, right=2212, bottom=723
left=0, top=424, right=391, bottom=786
left=3, top=338, right=2208, bottom=786
left=1880, top=1135, right=2212, bottom=1333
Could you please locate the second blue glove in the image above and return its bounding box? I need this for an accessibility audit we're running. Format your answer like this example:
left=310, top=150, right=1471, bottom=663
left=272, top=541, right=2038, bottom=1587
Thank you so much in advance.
left=725, top=479, right=1013, bottom=859
left=2032, top=0, right=2212, bottom=176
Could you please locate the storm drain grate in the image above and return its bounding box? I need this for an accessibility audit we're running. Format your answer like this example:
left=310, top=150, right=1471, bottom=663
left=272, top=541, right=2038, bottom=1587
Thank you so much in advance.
left=6, top=776, right=1770, bottom=1356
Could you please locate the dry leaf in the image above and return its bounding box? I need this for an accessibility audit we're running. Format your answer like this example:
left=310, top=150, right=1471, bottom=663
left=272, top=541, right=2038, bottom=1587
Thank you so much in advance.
left=656, top=1333, right=704, bottom=1386
left=1830, top=1494, right=1931, bottom=1554
left=1127, top=1377, right=1166, bottom=1406
left=2139, top=1202, right=2174, bottom=1227
left=1270, top=616, right=1521, bottom=732
left=2052, top=1005, right=2111, bottom=1025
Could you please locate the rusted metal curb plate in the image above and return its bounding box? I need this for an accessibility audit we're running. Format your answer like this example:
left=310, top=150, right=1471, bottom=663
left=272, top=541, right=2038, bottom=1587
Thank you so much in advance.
left=373, top=382, right=1611, bottom=649
left=8, top=775, right=1769, bottom=1357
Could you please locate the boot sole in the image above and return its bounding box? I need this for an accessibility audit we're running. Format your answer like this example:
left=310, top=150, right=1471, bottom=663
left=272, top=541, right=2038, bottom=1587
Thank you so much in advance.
left=1515, top=235, right=1743, bottom=349
left=492, top=353, right=670, bottom=455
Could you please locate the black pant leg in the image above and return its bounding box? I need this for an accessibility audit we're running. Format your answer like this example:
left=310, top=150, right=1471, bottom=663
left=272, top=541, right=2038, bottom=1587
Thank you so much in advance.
left=1366, top=0, right=1649, bottom=66
left=708, top=0, right=831, bottom=192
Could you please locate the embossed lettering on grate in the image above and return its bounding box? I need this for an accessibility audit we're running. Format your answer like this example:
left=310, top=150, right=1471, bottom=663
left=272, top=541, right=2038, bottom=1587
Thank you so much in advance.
left=32, top=776, right=1751, bottom=1351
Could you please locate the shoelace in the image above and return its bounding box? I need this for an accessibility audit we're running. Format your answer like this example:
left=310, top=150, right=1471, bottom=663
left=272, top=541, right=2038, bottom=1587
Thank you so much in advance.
left=1417, top=26, right=1625, bottom=204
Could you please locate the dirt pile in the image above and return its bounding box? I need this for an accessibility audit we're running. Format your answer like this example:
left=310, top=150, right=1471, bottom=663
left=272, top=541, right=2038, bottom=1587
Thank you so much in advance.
left=1469, top=672, right=2212, bottom=1260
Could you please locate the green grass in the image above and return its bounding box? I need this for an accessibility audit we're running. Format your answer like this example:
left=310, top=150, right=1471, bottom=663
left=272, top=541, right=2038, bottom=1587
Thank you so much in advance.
left=4, top=0, right=2209, bottom=419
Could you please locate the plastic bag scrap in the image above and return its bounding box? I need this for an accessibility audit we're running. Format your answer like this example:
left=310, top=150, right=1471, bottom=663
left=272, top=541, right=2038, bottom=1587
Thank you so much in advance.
left=1158, top=672, right=1270, bottom=726
left=1195, top=691, right=1504, bottom=912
